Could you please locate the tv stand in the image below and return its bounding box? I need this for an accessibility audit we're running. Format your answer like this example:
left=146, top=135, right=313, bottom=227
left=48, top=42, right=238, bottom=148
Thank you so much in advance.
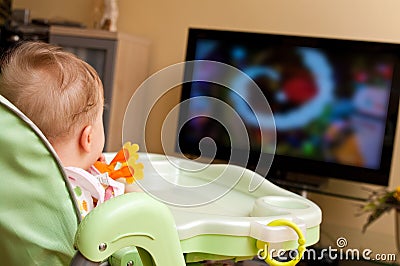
left=271, top=179, right=313, bottom=198
left=268, top=172, right=382, bottom=202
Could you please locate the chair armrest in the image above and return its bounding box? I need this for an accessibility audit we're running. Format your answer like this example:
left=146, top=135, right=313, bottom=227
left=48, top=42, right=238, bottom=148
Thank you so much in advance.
left=73, top=192, right=186, bottom=266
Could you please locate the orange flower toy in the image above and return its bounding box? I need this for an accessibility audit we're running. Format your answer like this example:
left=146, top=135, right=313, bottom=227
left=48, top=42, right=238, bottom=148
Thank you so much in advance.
left=94, top=142, right=144, bottom=184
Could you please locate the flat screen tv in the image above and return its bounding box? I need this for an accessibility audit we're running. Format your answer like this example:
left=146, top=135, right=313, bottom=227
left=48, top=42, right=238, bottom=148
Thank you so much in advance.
left=177, top=28, right=400, bottom=197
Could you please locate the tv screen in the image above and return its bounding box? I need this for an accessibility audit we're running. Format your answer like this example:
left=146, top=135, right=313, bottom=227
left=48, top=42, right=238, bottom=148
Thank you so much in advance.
left=177, top=28, right=400, bottom=188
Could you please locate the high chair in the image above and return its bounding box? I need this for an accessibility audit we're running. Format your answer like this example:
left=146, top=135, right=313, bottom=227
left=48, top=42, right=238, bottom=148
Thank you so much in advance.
left=0, top=94, right=322, bottom=266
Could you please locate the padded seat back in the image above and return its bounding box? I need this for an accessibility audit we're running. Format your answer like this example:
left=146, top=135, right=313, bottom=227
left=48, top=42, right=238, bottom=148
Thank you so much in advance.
left=0, top=95, right=79, bottom=265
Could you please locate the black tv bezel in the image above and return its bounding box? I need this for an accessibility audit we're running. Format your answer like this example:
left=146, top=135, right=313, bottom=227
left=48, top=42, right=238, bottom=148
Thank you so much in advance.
left=178, top=28, right=400, bottom=187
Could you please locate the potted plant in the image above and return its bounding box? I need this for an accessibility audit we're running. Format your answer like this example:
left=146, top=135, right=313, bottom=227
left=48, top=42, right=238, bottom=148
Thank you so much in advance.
left=359, top=186, right=400, bottom=251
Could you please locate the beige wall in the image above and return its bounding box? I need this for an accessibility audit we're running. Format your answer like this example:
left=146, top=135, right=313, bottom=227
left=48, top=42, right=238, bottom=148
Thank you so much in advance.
left=13, top=0, right=400, bottom=84
left=13, top=0, right=400, bottom=258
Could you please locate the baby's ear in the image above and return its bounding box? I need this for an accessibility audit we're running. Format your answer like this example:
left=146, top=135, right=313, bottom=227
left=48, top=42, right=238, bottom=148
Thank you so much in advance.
left=80, top=125, right=93, bottom=153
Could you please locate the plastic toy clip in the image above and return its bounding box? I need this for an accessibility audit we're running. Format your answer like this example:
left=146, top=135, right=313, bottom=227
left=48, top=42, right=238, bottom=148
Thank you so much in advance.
left=255, top=219, right=306, bottom=266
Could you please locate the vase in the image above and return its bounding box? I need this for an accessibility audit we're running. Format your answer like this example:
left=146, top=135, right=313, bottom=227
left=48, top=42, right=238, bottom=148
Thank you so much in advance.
left=100, top=0, right=119, bottom=32
left=396, top=208, right=400, bottom=253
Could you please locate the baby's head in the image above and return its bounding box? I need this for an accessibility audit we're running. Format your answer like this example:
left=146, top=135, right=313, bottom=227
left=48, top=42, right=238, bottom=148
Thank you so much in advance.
left=0, top=41, right=105, bottom=169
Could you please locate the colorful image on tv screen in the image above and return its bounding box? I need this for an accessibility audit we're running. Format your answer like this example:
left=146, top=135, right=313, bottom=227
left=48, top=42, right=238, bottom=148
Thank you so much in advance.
left=181, top=38, right=396, bottom=170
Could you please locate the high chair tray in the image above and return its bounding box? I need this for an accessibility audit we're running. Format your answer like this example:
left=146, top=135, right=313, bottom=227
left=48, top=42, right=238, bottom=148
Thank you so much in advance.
left=107, top=152, right=321, bottom=261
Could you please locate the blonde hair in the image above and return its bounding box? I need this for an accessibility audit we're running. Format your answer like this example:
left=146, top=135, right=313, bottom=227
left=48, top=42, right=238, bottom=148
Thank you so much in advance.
left=0, top=41, right=104, bottom=142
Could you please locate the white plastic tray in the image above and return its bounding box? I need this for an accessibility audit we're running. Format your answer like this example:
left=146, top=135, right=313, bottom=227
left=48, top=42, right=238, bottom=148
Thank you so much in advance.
left=126, top=153, right=322, bottom=248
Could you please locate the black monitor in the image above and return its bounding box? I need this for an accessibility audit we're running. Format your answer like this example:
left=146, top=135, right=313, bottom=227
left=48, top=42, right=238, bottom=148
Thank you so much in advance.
left=177, top=28, right=400, bottom=197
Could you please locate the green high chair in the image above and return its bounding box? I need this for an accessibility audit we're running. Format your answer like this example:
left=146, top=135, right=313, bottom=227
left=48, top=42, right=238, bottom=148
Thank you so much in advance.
left=0, top=94, right=322, bottom=266
left=0, top=95, right=184, bottom=266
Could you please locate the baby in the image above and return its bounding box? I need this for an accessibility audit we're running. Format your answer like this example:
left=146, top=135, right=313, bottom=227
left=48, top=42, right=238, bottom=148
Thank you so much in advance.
left=0, top=41, right=124, bottom=217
